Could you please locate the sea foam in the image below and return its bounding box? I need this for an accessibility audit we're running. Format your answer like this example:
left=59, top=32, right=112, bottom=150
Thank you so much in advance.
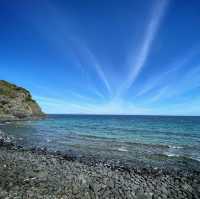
left=117, top=147, right=128, bottom=152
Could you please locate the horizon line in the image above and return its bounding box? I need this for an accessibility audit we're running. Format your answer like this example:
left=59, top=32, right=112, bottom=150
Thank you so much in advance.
left=46, top=113, right=200, bottom=117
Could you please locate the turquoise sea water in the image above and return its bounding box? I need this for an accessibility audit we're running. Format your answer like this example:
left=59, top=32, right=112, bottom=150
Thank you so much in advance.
left=1, top=115, right=200, bottom=169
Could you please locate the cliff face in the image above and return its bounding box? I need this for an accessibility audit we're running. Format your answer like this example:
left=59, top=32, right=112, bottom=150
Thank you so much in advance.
left=0, top=80, right=44, bottom=121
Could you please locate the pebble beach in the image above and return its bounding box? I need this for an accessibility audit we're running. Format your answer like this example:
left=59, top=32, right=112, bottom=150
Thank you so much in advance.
left=0, top=136, right=200, bottom=199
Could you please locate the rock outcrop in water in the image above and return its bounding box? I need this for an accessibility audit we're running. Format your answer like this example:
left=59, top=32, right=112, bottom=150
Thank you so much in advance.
left=0, top=80, right=44, bottom=121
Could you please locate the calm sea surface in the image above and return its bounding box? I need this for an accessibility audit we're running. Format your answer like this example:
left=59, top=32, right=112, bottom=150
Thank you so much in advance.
left=1, top=115, right=200, bottom=169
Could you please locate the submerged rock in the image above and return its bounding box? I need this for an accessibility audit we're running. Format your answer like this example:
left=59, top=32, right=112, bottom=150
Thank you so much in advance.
left=0, top=130, right=11, bottom=142
left=0, top=80, right=44, bottom=121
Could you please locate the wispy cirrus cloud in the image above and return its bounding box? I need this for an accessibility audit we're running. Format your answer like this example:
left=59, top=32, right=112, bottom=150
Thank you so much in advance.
left=146, top=65, right=200, bottom=103
left=28, top=1, right=199, bottom=115
left=68, top=37, right=112, bottom=98
left=148, top=86, right=169, bottom=102
left=136, top=47, right=200, bottom=97
left=89, top=87, right=106, bottom=100
left=117, top=0, right=170, bottom=97
left=35, top=95, right=151, bottom=115
left=83, top=46, right=112, bottom=96
left=30, top=3, right=110, bottom=101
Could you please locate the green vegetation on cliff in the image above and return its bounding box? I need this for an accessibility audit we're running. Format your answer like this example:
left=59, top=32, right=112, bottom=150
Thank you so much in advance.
left=0, top=80, right=44, bottom=120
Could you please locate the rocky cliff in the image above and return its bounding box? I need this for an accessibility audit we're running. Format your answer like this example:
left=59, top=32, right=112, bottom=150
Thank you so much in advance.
left=0, top=80, right=44, bottom=121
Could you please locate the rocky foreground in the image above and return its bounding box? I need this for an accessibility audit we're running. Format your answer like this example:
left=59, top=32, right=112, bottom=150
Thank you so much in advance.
left=0, top=140, right=200, bottom=199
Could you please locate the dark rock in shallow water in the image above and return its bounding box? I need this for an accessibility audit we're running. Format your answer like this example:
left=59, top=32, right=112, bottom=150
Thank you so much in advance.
left=0, top=80, right=44, bottom=121
left=62, top=153, right=76, bottom=161
left=0, top=130, right=15, bottom=148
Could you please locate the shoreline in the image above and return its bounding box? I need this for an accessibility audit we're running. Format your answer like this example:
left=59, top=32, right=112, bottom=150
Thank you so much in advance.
left=0, top=115, right=46, bottom=123
left=1, top=133, right=200, bottom=174
left=0, top=137, right=200, bottom=198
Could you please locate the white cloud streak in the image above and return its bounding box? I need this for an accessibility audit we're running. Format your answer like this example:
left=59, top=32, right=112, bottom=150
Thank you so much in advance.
left=136, top=48, right=200, bottom=97
left=148, top=86, right=169, bottom=102
left=145, top=65, right=200, bottom=103
left=69, top=38, right=112, bottom=97
left=117, top=0, right=169, bottom=97
left=30, top=4, right=110, bottom=101
left=84, top=46, right=112, bottom=95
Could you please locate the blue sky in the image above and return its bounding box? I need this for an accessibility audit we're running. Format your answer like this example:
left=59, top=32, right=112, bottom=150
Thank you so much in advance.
left=0, top=0, right=200, bottom=115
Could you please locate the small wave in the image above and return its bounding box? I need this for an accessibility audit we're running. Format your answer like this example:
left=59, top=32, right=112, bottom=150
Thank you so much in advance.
left=65, top=134, right=180, bottom=150
left=46, top=138, right=51, bottom=143
left=117, top=147, right=128, bottom=152
left=163, top=152, right=200, bottom=162
left=4, top=122, right=11, bottom=124
left=168, top=145, right=183, bottom=149
left=163, top=152, right=180, bottom=157
left=195, top=158, right=200, bottom=162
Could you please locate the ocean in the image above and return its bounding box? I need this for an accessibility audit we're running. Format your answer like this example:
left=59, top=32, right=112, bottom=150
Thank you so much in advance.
left=1, top=115, right=200, bottom=170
